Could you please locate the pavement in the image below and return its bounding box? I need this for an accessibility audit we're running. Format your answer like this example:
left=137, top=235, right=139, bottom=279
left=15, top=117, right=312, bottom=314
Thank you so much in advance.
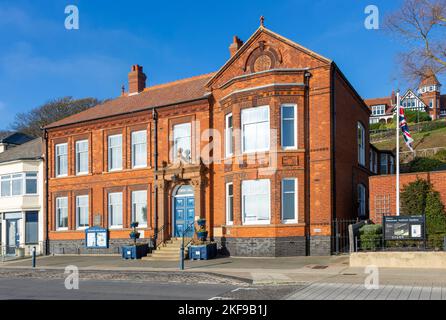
left=2, top=254, right=446, bottom=300
left=0, top=254, right=349, bottom=285
left=286, top=283, right=446, bottom=300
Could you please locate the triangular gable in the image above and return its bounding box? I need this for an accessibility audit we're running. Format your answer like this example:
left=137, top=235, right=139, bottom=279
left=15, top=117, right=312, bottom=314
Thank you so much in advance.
left=206, top=26, right=332, bottom=88
left=401, top=89, right=425, bottom=107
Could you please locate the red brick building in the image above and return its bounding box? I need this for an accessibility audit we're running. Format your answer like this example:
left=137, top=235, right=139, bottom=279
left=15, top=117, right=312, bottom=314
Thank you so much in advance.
left=44, top=23, right=371, bottom=256
left=366, top=71, right=446, bottom=124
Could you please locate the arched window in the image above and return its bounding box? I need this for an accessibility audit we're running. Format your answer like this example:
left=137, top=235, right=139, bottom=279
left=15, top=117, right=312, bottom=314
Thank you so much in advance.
left=357, top=122, right=366, bottom=166
left=175, top=184, right=194, bottom=196
left=358, top=184, right=367, bottom=218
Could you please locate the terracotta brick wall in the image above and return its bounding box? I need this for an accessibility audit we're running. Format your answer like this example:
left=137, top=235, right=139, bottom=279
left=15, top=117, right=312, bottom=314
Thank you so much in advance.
left=369, top=170, right=446, bottom=224
left=333, top=70, right=371, bottom=221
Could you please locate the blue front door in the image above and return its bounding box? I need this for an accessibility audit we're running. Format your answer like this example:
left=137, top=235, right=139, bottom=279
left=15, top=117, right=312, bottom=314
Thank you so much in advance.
left=174, top=196, right=195, bottom=237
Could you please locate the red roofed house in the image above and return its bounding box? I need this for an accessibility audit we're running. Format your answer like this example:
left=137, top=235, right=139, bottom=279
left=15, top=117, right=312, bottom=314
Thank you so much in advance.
left=365, top=71, right=446, bottom=124
left=43, top=23, right=371, bottom=257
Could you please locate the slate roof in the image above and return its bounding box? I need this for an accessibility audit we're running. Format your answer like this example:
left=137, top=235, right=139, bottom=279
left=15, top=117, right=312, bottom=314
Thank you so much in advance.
left=0, top=132, right=34, bottom=145
left=0, top=138, right=43, bottom=164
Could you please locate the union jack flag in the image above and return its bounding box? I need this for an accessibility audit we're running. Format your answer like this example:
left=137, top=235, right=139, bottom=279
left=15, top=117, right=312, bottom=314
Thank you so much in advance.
left=399, top=107, right=414, bottom=152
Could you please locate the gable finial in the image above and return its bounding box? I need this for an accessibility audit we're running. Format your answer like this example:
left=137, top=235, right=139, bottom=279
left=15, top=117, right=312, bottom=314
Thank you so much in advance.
left=260, top=16, right=265, bottom=27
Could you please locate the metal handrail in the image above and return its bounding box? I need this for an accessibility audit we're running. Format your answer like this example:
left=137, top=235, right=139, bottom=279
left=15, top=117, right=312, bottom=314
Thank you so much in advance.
left=180, top=221, right=196, bottom=270
left=182, top=222, right=196, bottom=245
left=154, top=224, right=167, bottom=250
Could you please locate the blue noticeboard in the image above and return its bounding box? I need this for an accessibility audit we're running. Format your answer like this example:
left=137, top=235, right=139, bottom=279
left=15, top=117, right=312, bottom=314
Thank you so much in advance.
left=85, top=227, right=109, bottom=249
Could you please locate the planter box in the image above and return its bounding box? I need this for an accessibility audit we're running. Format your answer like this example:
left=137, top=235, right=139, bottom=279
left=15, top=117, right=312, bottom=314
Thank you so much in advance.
left=189, top=243, right=217, bottom=260
left=122, top=244, right=149, bottom=260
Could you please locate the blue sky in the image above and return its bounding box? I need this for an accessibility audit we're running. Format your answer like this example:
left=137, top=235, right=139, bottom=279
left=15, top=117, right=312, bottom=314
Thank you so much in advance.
left=0, top=0, right=442, bottom=130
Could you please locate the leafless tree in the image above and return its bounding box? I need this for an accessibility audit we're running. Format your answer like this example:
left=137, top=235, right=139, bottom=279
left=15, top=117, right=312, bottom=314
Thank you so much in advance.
left=385, top=0, right=446, bottom=83
left=11, top=97, right=100, bottom=137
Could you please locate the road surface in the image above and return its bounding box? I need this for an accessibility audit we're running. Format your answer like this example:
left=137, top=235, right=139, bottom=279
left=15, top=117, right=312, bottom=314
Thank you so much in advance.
left=0, top=278, right=235, bottom=300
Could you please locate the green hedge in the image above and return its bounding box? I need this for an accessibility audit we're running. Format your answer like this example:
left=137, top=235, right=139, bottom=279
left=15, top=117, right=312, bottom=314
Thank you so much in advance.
left=359, top=224, right=383, bottom=251
left=433, top=149, right=446, bottom=162
left=407, top=157, right=444, bottom=173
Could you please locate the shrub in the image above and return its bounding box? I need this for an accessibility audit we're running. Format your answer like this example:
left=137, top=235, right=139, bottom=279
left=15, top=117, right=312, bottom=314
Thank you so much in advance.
left=400, top=178, right=431, bottom=215
left=401, top=179, right=446, bottom=249
left=359, top=224, right=383, bottom=251
left=427, top=233, right=446, bottom=250
left=419, top=120, right=446, bottom=132
left=370, top=122, right=386, bottom=131
left=404, top=110, right=432, bottom=123
left=407, top=157, right=444, bottom=173
left=425, top=191, right=446, bottom=235
left=433, top=149, right=446, bottom=162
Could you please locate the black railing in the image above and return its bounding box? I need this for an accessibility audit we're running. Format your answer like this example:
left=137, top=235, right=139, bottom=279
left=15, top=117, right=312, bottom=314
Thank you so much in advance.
left=179, top=222, right=195, bottom=270
left=154, top=224, right=167, bottom=250
left=332, top=218, right=360, bottom=254
left=354, top=235, right=446, bottom=252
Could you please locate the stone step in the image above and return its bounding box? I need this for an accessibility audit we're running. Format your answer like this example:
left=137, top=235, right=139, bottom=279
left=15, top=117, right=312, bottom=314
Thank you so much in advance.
left=143, top=256, right=179, bottom=261
left=156, top=246, right=181, bottom=252
left=150, top=251, right=181, bottom=258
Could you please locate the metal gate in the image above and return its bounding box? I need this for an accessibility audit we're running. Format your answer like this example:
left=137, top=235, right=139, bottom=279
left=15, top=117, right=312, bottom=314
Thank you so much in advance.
left=332, top=219, right=360, bottom=254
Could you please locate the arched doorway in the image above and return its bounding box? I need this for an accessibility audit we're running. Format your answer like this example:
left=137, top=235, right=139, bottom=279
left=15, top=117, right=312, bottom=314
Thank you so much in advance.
left=173, top=185, right=195, bottom=237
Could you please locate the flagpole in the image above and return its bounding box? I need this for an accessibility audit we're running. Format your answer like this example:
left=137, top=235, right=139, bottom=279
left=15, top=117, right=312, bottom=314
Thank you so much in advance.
left=396, top=90, right=400, bottom=217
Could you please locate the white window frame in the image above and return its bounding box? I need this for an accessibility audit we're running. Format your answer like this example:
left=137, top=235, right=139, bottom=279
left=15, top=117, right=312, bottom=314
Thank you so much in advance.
left=56, top=197, right=69, bottom=231
left=131, top=190, right=148, bottom=227
left=225, top=182, right=234, bottom=226
left=55, top=143, right=68, bottom=177
left=75, top=140, right=89, bottom=175
left=108, top=134, right=123, bottom=172
left=25, top=172, right=38, bottom=195
left=131, top=130, right=147, bottom=169
left=11, top=173, right=23, bottom=196
left=281, top=104, right=297, bottom=150
left=242, top=179, right=271, bottom=225
left=281, top=178, right=298, bottom=224
left=108, top=192, right=123, bottom=229
left=0, top=175, right=11, bottom=197
left=225, top=113, right=233, bottom=158
left=358, top=122, right=366, bottom=167
left=173, top=123, right=192, bottom=161
left=372, top=105, right=386, bottom=116
left=241, top=105, right=270, bottom=154
left=76, top=195, right=89, bottom=230
left=0, top=172, right=38, bottom=198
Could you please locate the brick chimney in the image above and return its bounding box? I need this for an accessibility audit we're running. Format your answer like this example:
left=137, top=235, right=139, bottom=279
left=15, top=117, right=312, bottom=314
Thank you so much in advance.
left=391, top=90, right=396, bottom=105
left=229, top=36, right=243, bottom=58
left=128, top=65, right=147, bottom=95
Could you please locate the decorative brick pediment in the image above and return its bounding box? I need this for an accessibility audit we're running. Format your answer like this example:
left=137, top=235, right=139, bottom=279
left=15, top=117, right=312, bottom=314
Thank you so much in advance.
left=244, top=41, right=283, bottom=73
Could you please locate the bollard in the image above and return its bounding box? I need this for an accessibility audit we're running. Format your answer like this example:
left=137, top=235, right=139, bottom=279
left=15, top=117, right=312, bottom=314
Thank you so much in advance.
left=32, top=246, right=36, bottom=268
left=179, top=240, right=185, bottom=271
